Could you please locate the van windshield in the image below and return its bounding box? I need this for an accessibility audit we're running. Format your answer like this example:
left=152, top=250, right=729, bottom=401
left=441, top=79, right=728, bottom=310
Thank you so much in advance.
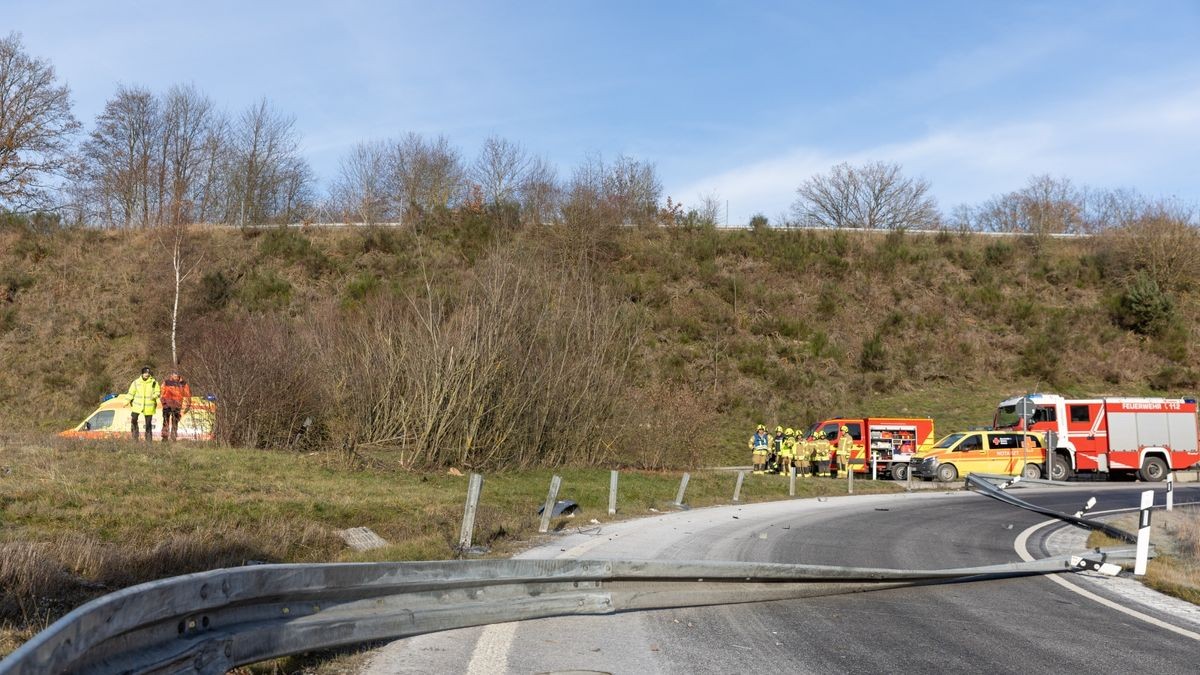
left=933, top=433, right=966, bottom=449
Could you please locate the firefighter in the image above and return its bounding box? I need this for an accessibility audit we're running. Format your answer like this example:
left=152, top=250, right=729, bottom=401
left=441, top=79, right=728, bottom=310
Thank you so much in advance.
left=126, top=366, right=160, bottom=441
left=160, top=371, right=192, bottom=441
left=813, top=431, right=832, bottom=477
left=798, top=430, right=813, bottom=477
left=780, top=428, right=796, bottom=475
left=769, top=427, right=784, bottom=474
left=749, top=424, right=770, bottom=474
left=833, top=424, right=853, bottom=479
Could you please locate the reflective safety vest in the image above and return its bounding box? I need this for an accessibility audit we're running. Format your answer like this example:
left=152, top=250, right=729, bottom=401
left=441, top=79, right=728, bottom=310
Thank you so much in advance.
left=781, top=437, right=796, bottom=458
left=127, top=376, right=160, bottom=416
left=161, top=377, right=192, bottom=410
left=837, top=435, right=853, bottom=460
left=749, top=432, right=770, bottom=451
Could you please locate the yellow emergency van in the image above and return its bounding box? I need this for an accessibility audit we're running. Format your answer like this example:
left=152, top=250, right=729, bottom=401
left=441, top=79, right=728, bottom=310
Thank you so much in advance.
left=60, top=395, right=216, bottom=441
left=910, top=430, right=1045, bottom=482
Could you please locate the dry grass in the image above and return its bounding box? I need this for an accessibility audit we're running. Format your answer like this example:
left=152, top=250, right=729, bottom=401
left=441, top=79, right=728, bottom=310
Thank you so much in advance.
left=0, top=431, right=901, bottom=658
left=1088, top=507, right=1200, bottom=605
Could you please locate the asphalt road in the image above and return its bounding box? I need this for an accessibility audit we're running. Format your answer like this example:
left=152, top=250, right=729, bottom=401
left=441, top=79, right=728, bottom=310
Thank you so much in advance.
left=362, top=484, right=1200, bottom=674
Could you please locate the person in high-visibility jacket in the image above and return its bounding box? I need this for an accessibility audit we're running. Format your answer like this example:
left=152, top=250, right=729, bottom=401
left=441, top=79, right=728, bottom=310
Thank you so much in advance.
left=813, top=431, right=832, bottom=477
left=749, top=424, right=770, bottom=473
left=126, top=366, right=160, bottom=441
left=780, top=428, right=796, bottom=474
left=798, top=432, right=814, bottom=477
left=833, top=425, right=854, bottom=479
left=160, top=371, right=192, bottom=441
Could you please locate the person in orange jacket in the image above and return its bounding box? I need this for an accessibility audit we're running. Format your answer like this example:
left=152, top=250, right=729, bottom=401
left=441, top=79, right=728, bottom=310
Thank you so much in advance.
left=160, top=370, right=192, bottom=441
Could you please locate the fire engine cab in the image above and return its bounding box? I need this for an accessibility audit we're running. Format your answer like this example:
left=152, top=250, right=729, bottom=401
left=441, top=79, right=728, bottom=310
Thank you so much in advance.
left=993, top=393, right=1200, bottom=481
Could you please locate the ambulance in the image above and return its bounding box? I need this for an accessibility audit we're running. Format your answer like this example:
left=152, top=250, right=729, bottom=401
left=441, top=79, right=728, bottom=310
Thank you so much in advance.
left=910, top=430, right=1047, bottom=482
left=60, top=394, right=216, bottom=441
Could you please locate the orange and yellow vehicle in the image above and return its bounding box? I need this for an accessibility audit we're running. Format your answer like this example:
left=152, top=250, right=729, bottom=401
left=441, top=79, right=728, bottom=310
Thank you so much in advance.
left=60, top=394, right=216, bottom=441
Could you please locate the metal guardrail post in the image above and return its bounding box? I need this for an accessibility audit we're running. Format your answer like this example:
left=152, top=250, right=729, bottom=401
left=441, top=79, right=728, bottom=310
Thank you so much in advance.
left=789, top=466, right=796, bottom=496
left=1135, top=489, right=1153, bottom=576
left=674, top=472, right=690, bottom=507
left=733, top=470, right=745, bottom=503
left=1166, top=473, right=1174, bottom=511
left=538, top=475, right=562, bottom=534
left=608, top=470, right=619, bottom=515
left=458, top=473, right=484, bottom=550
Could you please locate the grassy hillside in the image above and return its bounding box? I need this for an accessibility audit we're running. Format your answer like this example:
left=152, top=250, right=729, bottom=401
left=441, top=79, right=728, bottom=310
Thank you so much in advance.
left=2, top=218, right=1197, bottom=464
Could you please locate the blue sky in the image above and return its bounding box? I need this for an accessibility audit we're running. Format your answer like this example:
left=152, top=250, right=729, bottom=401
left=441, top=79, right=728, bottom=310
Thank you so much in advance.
left=8, top=0, right=1200, bottom=223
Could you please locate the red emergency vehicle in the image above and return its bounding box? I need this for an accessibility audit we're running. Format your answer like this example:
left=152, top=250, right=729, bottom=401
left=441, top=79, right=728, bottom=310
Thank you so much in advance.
left=806, top=417, right=935, bottom=480
left=993, top=394, right=1200, bottom=481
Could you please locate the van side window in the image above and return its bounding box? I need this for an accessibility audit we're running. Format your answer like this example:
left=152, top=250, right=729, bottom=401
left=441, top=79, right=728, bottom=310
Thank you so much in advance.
left=846, top=423, right=862, bottom=441
left=1070, top=405, right=1090, bottom=423
left=85, top=410, right=115, bottom=430
left=822, top=423, right=839, bottom=440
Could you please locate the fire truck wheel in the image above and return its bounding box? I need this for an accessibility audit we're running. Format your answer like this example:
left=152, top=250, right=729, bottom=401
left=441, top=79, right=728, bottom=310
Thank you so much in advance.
left=936, top=463, right=958, bottom=483
left=1049, top=454, right=1074, bottom=481
left=1138, top=457, right=1169, bottom=482
left=891, top=463, right=909, bottom=481
left=1021, top=463, right=1042, bottom=480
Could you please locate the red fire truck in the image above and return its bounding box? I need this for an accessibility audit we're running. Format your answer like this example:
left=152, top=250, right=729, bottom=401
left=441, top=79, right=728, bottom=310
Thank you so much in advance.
left=992, top=393, right=1200, bottom=481
left=805, top=417, right=935, bottom=480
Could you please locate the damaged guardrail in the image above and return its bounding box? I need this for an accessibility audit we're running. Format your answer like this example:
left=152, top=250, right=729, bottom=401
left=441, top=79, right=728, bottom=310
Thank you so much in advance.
left=965, top=473, right=1138, bottom=543
left=0, top=552, right=1134, bottom=675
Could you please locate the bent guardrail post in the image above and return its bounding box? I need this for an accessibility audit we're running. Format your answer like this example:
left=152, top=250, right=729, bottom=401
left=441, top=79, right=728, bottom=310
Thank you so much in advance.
left=732, top=470, right=745, bottom=503
left=538, top=475, right=562, bottom=534
left=674, top=472, right=690, bottom=508
left=608, top=470, right=619, bottom=515
left=458, top=473, right=484, bottom=551
left=0, top=550, right=1136, bottom=675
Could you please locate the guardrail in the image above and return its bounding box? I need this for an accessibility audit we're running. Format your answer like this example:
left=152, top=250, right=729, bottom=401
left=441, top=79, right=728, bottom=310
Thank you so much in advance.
left=965, top=473, right=1138, bottom=542
left=0, top=552, right=1134, bottom=674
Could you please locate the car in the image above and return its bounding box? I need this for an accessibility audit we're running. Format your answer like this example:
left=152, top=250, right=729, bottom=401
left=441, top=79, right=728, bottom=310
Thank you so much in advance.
left=60, top=394, right=216, bottom=441
left=910, top=430, right=1045, bottom=482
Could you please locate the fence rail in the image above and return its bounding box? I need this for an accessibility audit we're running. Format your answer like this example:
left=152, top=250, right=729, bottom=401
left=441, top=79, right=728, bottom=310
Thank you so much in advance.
left=0, top=551, right=1133, bottom=675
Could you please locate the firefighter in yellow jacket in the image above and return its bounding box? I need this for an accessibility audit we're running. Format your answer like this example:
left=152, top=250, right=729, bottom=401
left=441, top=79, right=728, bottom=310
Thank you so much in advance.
left=812, top=431, right=832, bottom=477
left=798, top=431, right=813, bottom=477
left=832, top=425, right=854, bottom=479
left=126, top=366, right=161, bottom=441
left=780, top=428, right=796, bottom=474
left=749, top=424, right=770, bottom=473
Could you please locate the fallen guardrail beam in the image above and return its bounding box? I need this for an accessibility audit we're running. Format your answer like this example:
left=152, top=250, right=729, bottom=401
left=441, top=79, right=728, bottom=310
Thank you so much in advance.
left=0, top=552, right=1134, bottom=675
left=971, top=473, right=1076, bottom=488
left=965, top=473, right=1137, bottom=543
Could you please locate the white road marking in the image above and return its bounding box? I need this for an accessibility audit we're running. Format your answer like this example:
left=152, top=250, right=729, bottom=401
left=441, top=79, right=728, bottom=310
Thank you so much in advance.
left=1014, top=509, right=1200, bottom=641
left=466, top=621, right=519, bottom=674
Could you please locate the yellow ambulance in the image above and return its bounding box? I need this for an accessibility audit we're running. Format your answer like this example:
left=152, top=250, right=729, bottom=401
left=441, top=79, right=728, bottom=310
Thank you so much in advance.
left=910, top=430, right=1046, bottom=482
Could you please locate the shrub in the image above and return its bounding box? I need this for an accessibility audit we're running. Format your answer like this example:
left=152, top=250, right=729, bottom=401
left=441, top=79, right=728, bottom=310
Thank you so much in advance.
left=198, top=271, right=234, bottom=311
left=1113, top=273, right=1174, bottom=336
left=238, top=271, right=292, bottom=311
left=859, top=331, right=887, bottom=372
left=749, top=213, right=769, bottom=231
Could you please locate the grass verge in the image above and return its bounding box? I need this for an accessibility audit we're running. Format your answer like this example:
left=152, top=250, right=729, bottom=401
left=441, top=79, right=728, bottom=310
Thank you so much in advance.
left=0, top=432, right=902, bottom=662
left=1087, top=507, right=1200, bottom=606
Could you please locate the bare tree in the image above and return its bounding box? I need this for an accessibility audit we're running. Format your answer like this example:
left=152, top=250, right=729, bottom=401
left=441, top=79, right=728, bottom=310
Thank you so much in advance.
left=696, top=191, right=723, bottom=227
left=604, top=155, right=661, bottom=225
left=964, top=175, right=1084, bottom=235
left=518, top=154, right=560, bottom=225
left=158, top=84, right=217, bottom=225
left=330, top=140, right=393, bottom=224
left=792, top=161, right=938, bottom=230
left=157, top=220, right=205, bottom=365
left=78, top=85, right=161, bottom=227
left=470, top=136, right=531, bottom=207
left=225, top=98, right=312, bottom=225
left=0, top=33, right=79, bottom=212
left=389, top=133, right=465, bottom=222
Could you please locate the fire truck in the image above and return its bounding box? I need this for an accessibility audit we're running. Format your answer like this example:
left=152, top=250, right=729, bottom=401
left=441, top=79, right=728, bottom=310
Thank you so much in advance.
left=805, top=417, right=935, bottom=480
left=992, top=393, right=1200, bottom=481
